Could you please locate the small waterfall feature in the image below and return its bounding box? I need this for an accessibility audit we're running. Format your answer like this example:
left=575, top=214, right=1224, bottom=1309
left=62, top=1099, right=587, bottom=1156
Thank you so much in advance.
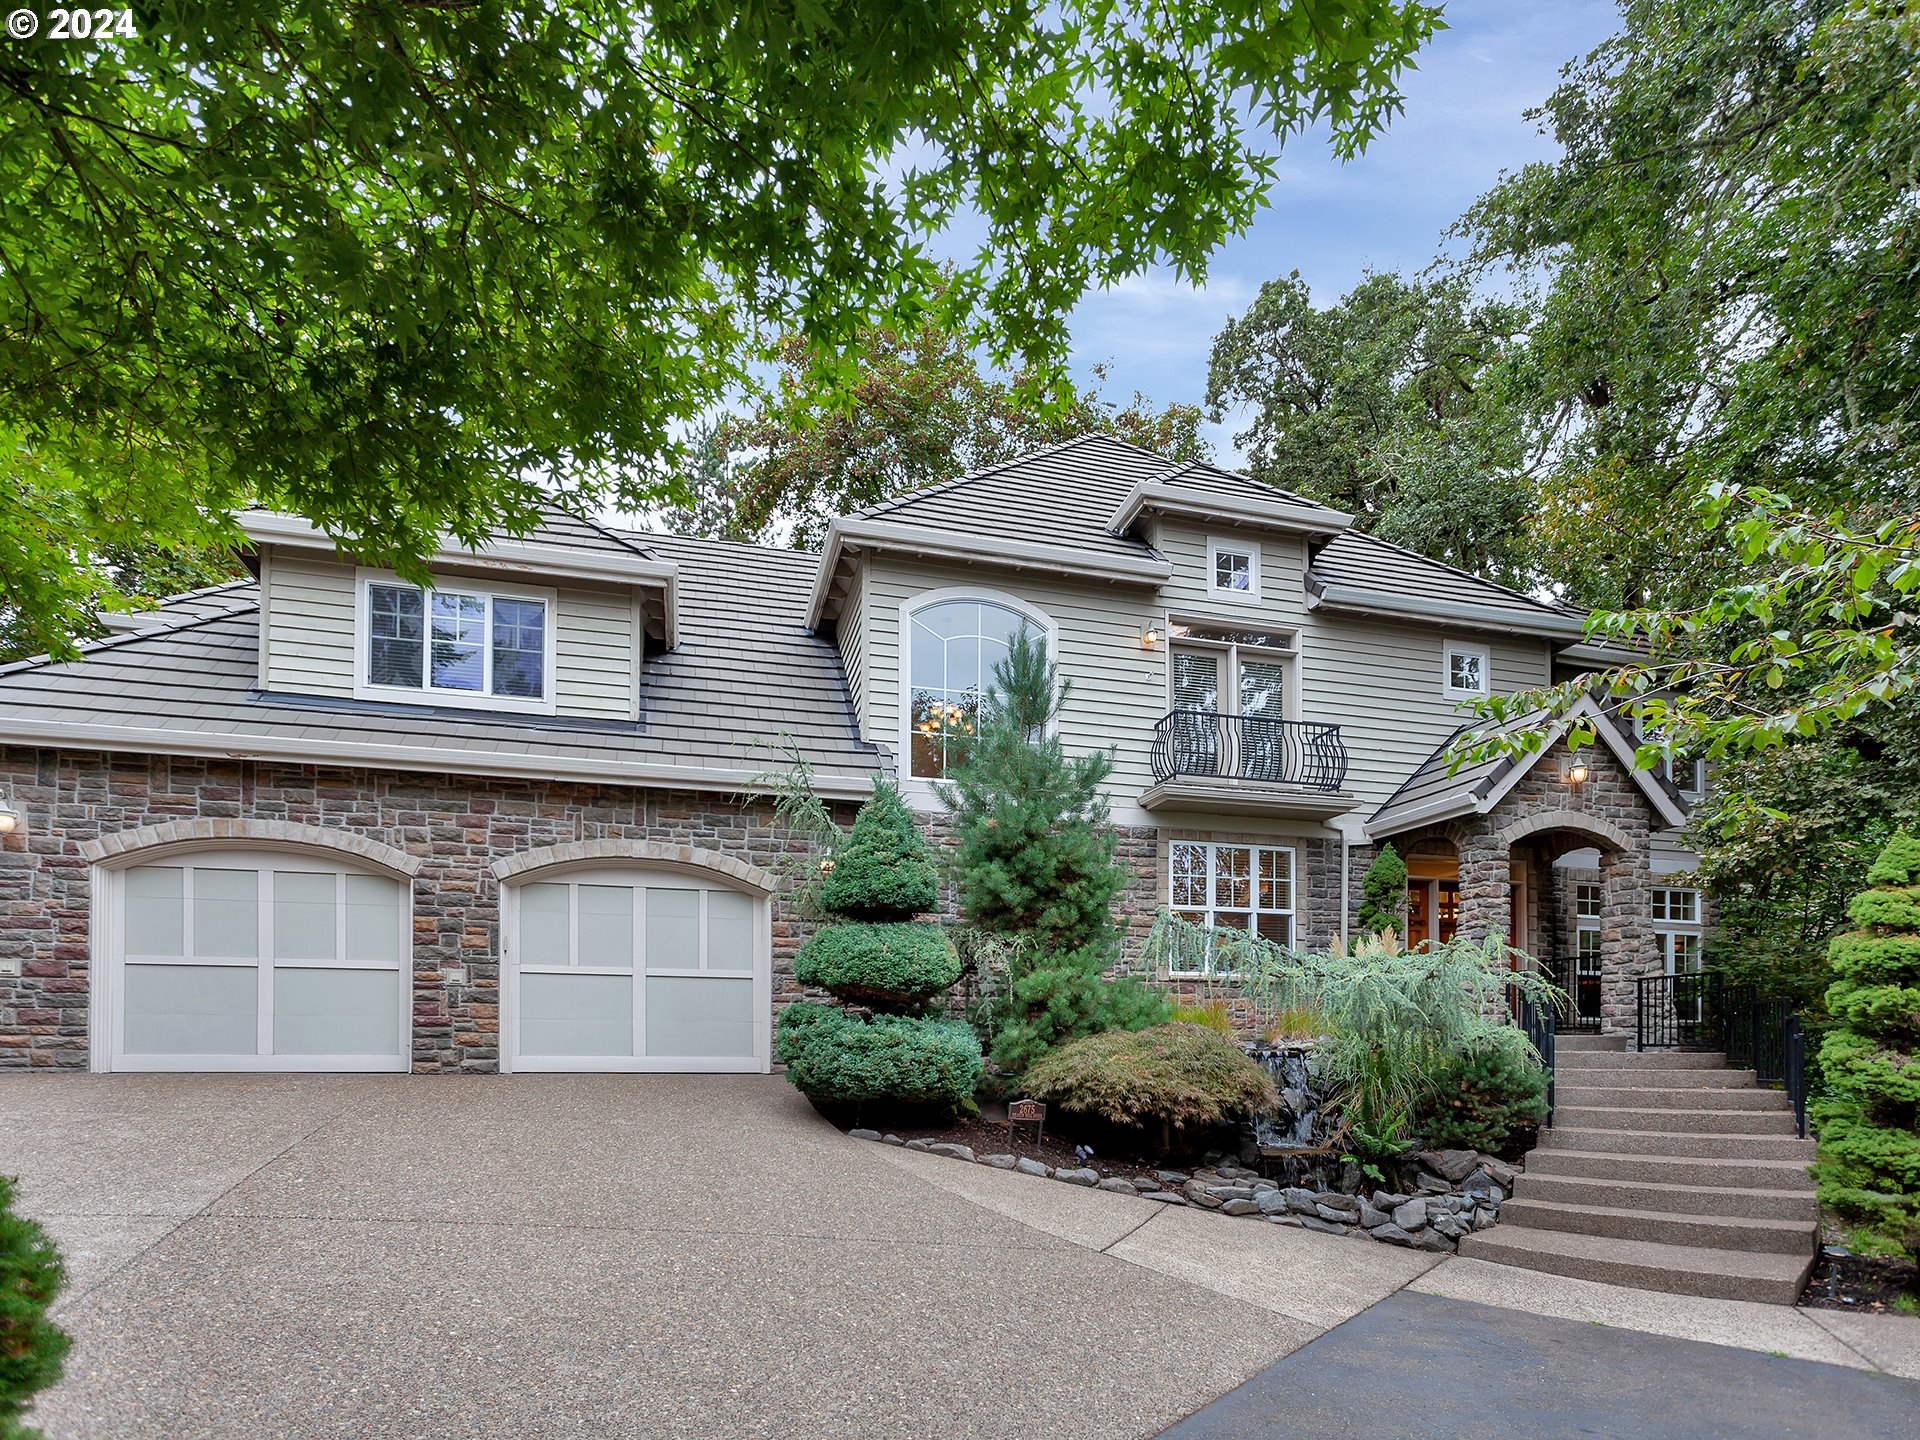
left=1245, top=1042, right=1337, bottom=1186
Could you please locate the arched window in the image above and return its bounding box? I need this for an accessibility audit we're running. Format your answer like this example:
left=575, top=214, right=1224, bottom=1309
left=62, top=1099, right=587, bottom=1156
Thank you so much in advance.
left=905, top=595, right=1043, bottom=779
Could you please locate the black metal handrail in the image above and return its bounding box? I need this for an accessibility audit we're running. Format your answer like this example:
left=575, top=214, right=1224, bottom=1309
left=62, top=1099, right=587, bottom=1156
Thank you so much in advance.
left=1511, top=985, right=1557, bottom=1125
left=1150, top=710, right=1348, bottom=792
left=1635, top=970, right=1809, bottom=1137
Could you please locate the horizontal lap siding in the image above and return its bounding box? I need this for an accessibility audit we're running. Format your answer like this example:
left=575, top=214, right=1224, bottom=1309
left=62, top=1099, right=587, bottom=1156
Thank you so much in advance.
left=265, top=554, right=357, bottom=697
left=1300, top=615, right=1551, bottom=812
left=838, top=565, right=867, bottom=740
left=862, top=557, right=1164, bottom=804
left=1152, top=523, right=1310, bottom=631
left=556, top=590, right=636, bottom=721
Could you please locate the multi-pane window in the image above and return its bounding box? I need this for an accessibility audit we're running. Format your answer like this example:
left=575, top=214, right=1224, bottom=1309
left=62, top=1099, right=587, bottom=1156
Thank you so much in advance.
left=906, top=597, right=1037, bottom=779
left=1573, top=882, right=1603, bottom=1023
left=1653, top=887, right=1703, bottom=974
left=1168, top=841, right=1294, bottom=972
left=1444, top=641, right=1489, bottom=698
left=363, top=580, right=549, bottom=705
left=1207, top=538, right=1260, bottom=599
left=1575, top=882, right=1603, bottom=919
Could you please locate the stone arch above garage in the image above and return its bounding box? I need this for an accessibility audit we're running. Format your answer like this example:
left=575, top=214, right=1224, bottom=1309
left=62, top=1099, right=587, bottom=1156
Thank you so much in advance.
left=79, top=818, right=423, bottom=880
left=490, top=838, right=780, bottom=896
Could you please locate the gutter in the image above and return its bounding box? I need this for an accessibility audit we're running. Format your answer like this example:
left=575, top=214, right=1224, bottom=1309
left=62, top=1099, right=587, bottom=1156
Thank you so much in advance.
left=0, top=720, right=881, bottom=801
left=806, top=517, right=1173, bottom=630
left=1107, top=480, right=1354, bottom=538
left=1307, top=580, right=1591, bottom=641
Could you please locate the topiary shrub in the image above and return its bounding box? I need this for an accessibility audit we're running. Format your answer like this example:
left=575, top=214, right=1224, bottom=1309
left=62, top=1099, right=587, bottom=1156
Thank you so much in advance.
left=1813, top=830, right=1920, bottom=1260
left=1021, top=1022, right=1279, bottom=1138
left=775, top=1003, right=983, bottom=1109
left=818, top=780, right=937, bottom=919
left=1356, top=843, right=1408, bottom=936
left=792, top=922, right=961, bottom=1011
left=1, top=1176, right=70, bottom=1440
left=1415, top=1029, right=1549, bottom=1153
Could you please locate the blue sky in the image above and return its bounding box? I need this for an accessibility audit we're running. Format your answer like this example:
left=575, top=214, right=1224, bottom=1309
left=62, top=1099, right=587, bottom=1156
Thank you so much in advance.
left=1040, top=1, right=1623, bottom=459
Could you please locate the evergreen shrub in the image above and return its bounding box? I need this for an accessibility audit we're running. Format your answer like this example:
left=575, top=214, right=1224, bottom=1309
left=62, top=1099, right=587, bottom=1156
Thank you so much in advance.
left=792, top=922, right=961, bottom=1011
left=1415, top=1029, right=1549, bottom=1153
left=818, top=781, right=937, bottom=918
left=0, top=1176, right=69, bottom=1440
left=1021, top=1022, right=1279, bottom=1133
left=775, top=1004, right=983, bottom=1109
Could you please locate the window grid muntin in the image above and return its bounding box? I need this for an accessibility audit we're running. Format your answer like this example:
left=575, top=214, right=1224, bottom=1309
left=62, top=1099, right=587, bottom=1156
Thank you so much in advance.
left=1167, top=841, right=1295, bottom=975
left=907, top=598, right=1032, bottom=779
left=364, top=579, right=550, bottom=703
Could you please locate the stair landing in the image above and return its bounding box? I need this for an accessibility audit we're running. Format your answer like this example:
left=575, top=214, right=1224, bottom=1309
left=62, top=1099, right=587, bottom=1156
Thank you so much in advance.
left=1457, top=1034, right=1818, bottom=1304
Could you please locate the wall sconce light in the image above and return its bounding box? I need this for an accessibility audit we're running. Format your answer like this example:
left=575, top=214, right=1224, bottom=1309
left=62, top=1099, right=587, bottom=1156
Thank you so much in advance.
left=1141, top=624, right=1164, bottom=650
left=1567, top=761, right=1590, bottom=786
left=0, top=791, right=19, bottom=836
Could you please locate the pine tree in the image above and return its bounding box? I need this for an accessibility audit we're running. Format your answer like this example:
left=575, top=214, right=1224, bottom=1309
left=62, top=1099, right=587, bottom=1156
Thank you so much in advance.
left=941, top=632, right=1168, bottom=1073
left=1812, top=830, right=1920, bottom=1260
left=0, top=1176, right=70, bottom=1440
left=1357, top=844, right=1409, bottom=936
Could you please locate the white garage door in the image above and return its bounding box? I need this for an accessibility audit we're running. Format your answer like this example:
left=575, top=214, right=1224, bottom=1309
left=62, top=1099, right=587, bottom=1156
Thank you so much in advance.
left=504, top=868, right=769, bottom=1072
left=106, top=852, right=410, bottom=1072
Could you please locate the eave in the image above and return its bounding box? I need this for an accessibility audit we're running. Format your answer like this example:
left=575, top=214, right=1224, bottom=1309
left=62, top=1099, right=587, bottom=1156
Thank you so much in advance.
left=1107, top=479, right=1354, bottom=540
left=1306, top=576, right=1590, bottom=642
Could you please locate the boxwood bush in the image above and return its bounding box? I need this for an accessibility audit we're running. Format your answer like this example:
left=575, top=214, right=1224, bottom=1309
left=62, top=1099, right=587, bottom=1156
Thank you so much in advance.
left=1020, top=1021, right=1278, bottom=1135
left=1, top=1175, right=70, bottom=1440
left=775, top=1003, right=983, bottom=1109
left=792, top=922, right=961, bottom=1011
left=818, top=780, right=937, bottom=919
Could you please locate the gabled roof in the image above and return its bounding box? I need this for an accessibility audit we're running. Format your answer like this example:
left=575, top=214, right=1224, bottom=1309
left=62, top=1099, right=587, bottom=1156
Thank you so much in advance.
left=1107, top=460, right=1354, bottom=537
left=1367, top=696, right=1690, bottom=839
left=0, top=534, right=882, bottom=799
left=1307, top=531, right=1589, bottom=640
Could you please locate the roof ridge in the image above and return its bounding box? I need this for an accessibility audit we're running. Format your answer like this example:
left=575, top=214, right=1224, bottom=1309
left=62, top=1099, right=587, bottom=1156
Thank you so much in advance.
left=1329, top=529, right=1579, bottom=619
left=845, top=433, right=1111, bottom=523
left=0, top=586, right=259, bottom=679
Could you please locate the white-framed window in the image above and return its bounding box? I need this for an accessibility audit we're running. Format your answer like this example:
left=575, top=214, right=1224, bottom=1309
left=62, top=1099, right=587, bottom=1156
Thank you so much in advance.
left=1632, top=713, right=1707, bottom=800
left=1653, top=886, right=1703, bottom=975
left=355, top=571, right=556, bottom=714
left=1207, top=537, right=1261, bottom=602
left=1572, top=880, right=1603, bottom=1021
left=1167, top=840, right=1295, bottom=973
left=902, top=590, right=1052, bottom=780
left=1443, top=640, right=1491, bottom=699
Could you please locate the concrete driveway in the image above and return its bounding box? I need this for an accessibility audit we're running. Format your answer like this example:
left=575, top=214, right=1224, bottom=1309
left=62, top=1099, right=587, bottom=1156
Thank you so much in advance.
left=4, top=1074, right=1917, bottom=1440
left=1, top=1073, right=1422, bottom=1440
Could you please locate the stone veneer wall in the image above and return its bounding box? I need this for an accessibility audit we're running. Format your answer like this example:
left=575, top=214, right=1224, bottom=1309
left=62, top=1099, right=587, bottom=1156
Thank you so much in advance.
left=0, top=747, right=840, bottom=1072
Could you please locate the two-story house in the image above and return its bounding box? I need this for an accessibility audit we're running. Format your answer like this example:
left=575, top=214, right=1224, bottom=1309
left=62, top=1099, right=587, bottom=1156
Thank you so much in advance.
left=0, top=436, right=1703, bottom=1076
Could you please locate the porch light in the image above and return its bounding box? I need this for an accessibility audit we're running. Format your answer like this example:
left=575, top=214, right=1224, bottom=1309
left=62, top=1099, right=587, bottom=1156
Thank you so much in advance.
left=1141, top=624, right=1163, bottom=650
left=1567, top=761, right=1590, bottom=786
left=0, top=792, right=17, bottom=835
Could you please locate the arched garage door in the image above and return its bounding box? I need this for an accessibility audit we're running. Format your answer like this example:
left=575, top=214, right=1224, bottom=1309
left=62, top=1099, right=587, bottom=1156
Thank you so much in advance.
left=503, top=868, right=770, bottom=1072
left=103, top=851, right=411, bottom=1072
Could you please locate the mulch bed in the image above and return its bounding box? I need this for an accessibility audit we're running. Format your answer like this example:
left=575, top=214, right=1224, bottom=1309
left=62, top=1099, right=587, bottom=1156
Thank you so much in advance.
left=864, top=1105, right=1185, bottom=1184
left=1799, top=1244, right=1920, bottom=1313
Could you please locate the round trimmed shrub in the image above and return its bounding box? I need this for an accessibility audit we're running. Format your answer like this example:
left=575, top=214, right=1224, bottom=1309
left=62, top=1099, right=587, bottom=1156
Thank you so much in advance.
left=819, top=781, right=937, bottom=919
left=1415, top=1029, right=1549, bottom=1153
left=775, top=1004, right=983, bottom=1108
left=793, top=922, right=961, bottom=1011
left=1, top=1175, right=70, bottom=1439
left=1020, top=1021, right=1279, bottom=1133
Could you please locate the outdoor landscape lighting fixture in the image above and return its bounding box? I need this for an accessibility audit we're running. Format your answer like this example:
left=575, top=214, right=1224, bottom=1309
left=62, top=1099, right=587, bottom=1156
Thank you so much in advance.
left=1567, top=760, right=1591, bottom=787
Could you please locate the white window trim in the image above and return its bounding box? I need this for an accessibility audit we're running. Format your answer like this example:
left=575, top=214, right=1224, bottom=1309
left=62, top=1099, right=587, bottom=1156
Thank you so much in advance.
left=1632, top=713, right=1708, bottom=801
left=1653, top=886, right=1704, bottom=973
left=1166, top=840, right=1296, bottom=976
left=1206, top=536, right=1262, bottom=604
left=1442, top=640, right=1491, bottom=700
left=500, top=865, right=771, bottom=1074
left=897, top=586, right=1059, bottom=786
left=353, top=568, right=559, bottom=716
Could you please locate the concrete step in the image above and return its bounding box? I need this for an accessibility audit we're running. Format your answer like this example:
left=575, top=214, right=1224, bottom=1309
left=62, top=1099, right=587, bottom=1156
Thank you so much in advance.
left=1514, top=1171, right=1820, bottom=1221
left=1555, top=1083, right=1788, bottom=1111
left=1458, top=1226, right=1816, bottom=1304
left=1554, top=1065, right=1757, bottom=1089
left=1500, top=1196, right=1818, bottom=1255
left=1554, top=1033, right=1629, bottom=1052
left=1554, top=1050, right=1731, bottom=1070
left=1526, top=1148, right=1816, bottom=1191
left=1537, top=1126, right=1817, bottom=1162
left=1552, top=1105, right=1797, bottom=1136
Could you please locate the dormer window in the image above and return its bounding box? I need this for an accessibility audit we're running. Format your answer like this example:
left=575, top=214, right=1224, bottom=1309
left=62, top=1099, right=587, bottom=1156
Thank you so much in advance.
left=356, top=573, right=556, bottom=714
left=1208, top=537, right=1260, bottom=602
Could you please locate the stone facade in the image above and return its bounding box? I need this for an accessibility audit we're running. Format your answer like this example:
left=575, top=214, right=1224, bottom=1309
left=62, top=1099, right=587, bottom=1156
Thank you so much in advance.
left=0, top=747, right=840, bottom=1072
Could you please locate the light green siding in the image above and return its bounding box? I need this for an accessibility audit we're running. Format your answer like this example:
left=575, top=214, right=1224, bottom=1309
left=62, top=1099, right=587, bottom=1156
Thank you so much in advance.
left=837, top=563, right=867, bottom=739
left=1151, top=521, right=1310, bottom=630
left=259, top=547, right=638, bottom=719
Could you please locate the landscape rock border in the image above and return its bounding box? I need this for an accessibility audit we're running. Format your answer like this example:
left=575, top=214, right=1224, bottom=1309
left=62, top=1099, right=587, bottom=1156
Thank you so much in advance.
left=848, top=1129, right=1517, bottom=1251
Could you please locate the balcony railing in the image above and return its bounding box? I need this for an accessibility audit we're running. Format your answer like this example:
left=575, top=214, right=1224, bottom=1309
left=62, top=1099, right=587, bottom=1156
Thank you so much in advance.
left=1149, top=711, right=1348, bottom=792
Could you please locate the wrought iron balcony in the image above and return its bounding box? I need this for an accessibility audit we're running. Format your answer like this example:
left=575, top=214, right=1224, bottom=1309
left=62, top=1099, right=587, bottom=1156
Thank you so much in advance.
left=1149, top=711, right=1349, bottom=793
